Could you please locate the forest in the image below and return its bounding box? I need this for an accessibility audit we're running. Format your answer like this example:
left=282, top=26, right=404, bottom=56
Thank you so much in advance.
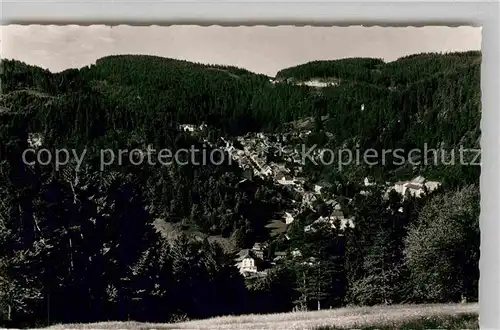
left=0, top=51, right=480, bottom=327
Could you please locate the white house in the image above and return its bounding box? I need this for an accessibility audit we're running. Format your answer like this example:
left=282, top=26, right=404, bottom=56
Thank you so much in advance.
left=412, top=175, right=426, bottom=184
left=389, top=176, right=441, bottom=199
left=239, top=257, right=257, bottom=274
left=235, top=250, right=258, bottom=274
left=261, top=165, right=273, bottom=176
left=364, top=177, right=374, bottom=187
left=392, top=181, right=407, bottom=195
left=424, top=181, right=441, bottom=191
left=404, top=183, right=425, bottom=197
left=314, top=184, right=323, bottom=194
left=284, top=212, right=295, bottom=225
left=278, top=175, right=295, bottom=185
left=304, top=212, right=355, bottom=233
left=179, top=124, right=196, bottom=132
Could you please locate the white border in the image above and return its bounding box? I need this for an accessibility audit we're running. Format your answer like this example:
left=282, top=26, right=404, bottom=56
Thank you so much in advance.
left=1, top=1, right=499, bottom=329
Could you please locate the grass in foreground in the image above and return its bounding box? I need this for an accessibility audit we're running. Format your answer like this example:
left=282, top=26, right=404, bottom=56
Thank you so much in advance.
left=315, top=313, right=478, bottom=329
left=46, top=303, right=478, bottom=330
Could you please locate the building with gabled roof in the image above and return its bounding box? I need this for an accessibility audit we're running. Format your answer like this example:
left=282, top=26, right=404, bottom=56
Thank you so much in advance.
left=235, top=249, right=259, bottom=275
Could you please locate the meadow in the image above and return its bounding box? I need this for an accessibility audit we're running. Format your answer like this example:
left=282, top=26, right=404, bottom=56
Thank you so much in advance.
left=46, top=303, right=478, bottom=330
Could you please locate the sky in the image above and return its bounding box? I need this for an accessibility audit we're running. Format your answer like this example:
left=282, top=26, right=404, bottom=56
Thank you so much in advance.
left=0, top=25, right=481, bottom=77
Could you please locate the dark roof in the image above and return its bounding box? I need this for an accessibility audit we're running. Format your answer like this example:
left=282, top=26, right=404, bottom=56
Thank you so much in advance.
left=235, top=249, right=254, bottom=261
left=316, top=181, right=333, bottom=187
left=330, top=210, right=344, bottom=217
left=252, top=242, right=266, bottom=250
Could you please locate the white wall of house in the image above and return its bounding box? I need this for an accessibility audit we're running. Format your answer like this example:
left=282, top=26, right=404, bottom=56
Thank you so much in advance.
left=180, top=124, right=196, bottom=132
left=314, top=184, right=323, bottom=194
left=404, top=186, right=424, bottom=197
left=393, top=183, right=406, bottom=195
left=425, top=181, right=441, bottom=191
left=278, top=177, right=295, bottom=185
left=239, top=257, right=257, bottom=273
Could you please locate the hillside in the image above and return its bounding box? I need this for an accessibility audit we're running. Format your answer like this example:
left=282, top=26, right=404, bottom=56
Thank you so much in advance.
left=276, top=51, right=480, bottom=87
left=0, top=52, right=481, bottom=328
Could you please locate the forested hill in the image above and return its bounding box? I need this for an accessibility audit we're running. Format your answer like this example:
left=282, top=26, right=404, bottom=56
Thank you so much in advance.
left=0, top=51, right=481, bottom=185
left=275, top=51, right=481, bottom=87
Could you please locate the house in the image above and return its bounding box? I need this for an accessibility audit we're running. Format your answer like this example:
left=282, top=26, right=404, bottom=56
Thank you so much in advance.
left=273, top=251, right=287, bottom=263
left=284, top=212, right=295, bottom=225
left=27, top=133, right=43, bottom=148
left=235, top=250, right=259, bottom=275
left=412, top=175, right=426, bottom=184
left=389, top=176, right=441, bottom=199
left=261, top=165, right=273, bottom=176
left=278, top=175, right=295, bottom=185
left=252, top=242, right=268, bottom=259
left=304, top=211, right=355, bottom=233
left=302, top=192, right=318, bottom=208
left=392, top=181, right=407, bottom=195
left=404, top=183, right=425, bottom=197
left=291, top=249, right=302, bottom=258
left=293, top=185, right=305, bottom=194
left=314, top=184, right=323, bottom=194
left=325, top=199, right=342, bottom=211
left=424, top=180, right=441, bottom=191
left=179, top=124, right=196, bottom=132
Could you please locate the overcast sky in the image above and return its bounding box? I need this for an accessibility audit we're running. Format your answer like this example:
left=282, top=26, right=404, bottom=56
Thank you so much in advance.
left=0, top=25, right=481, bottom=77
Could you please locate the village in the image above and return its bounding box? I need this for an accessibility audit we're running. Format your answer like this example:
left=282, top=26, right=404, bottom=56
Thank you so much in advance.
left=177, top=123, right=442, bottom=278
left=29, top=123, right=442, bottom=279
left=218, top=130, right=441, bottom=278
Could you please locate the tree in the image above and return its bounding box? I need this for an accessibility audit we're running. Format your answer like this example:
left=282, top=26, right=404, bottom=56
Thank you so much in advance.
left=404, top=184, right=479, bottom=302
left=291, top=220, right=346, bottom=310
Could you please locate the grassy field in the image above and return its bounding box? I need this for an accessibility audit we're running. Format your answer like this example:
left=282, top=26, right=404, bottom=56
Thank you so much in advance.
left=46, top=303, right=478, bottom=330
